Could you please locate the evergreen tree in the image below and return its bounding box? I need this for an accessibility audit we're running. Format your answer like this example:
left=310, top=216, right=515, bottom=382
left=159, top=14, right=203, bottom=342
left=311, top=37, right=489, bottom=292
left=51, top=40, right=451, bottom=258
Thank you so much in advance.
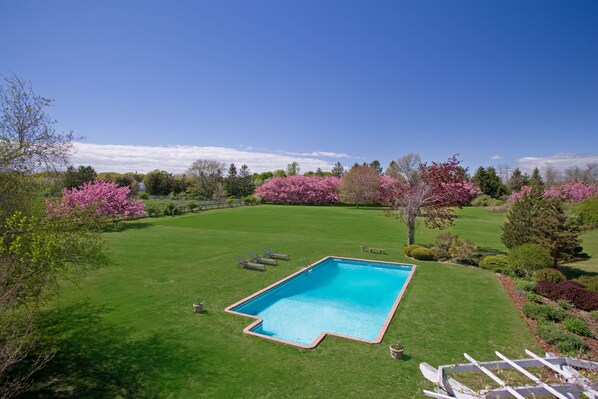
left=507, top=168, right=529, bottom=192
left=331, top=162, right=345, bottom=177
left=369, top=160, right=382, bottom=174
left=63, top=165, right=97, bottom=189
left=473, top=166, right=506, bottom=198
left=533, top=199, right=582, bottom=267
left=529, top=167, right=544, bottom=194
left=501, top=193, right=542, bottom=249
left=225, top=163, right=239, bottom=196
left=238, top=164, right=255, bottom=197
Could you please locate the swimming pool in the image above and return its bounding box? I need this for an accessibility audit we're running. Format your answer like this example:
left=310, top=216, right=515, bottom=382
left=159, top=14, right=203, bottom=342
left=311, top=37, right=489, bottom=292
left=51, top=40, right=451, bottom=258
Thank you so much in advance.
left=225, top=257, right=415, bottom=348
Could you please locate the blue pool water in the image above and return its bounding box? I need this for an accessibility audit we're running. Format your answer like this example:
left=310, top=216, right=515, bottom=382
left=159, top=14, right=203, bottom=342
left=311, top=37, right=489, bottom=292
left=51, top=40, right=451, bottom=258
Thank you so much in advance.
left=229, top=257, right=413, bottom=347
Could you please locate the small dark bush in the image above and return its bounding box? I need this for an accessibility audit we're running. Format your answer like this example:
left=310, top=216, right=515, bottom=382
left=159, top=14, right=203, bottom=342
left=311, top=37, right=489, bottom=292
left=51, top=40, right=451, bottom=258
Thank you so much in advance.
left=515, top=279, right=536, bottom=293
left=575, top=275, right=598, bottom=292
left=509, top=244, right=552, bottom=277
left=522, top=303, right=567, bottom=322
left=411, top=247, right=436, bottom=261
left=536, top=322, right=588, bottom=354
left=404, top=244, right=424, bottom=257
left=532, top=268, right=566, bottom=283
left=479, top=255, right=510, bottom=273
left=563, top=317, right=593, bottom=337
left=536, top=280, right=598, bottom=311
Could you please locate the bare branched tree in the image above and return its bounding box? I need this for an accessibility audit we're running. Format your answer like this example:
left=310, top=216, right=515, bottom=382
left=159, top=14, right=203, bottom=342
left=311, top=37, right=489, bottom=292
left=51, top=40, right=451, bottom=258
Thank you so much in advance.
left=0, top=74, right=74, bottom=173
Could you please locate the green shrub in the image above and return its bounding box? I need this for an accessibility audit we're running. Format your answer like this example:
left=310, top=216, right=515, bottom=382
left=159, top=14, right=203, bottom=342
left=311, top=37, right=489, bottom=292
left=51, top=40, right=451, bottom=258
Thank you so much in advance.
left=449, top=239, right=478, bottom=264
left=479, top=255, right=510, bottom=273
left=522, top=303, right=566, bottom=322
left=404, top=244, right=424, bottom=257
left=146, top=205, right=160, bottom=217
left=557, top=299, right=573, bottom=310
left=435, top=232, right=458, bottom=251
left=515, top=278, right=536, bottom=292
left=411, top=247, right=436, bottom=261
left=575, top=275, right=598, bottom=292
left=526, top=292, right=543, bottom=303
left=509, top=244, right=552, bottom=277
left=536, top=322, right=588, bottom=354
left=431, top=246, right=449, bottom=261
left=471, top=195, right=506, bottom=207
left=563, top=317, right=593, bottom=337
left=576, top=196, right=598, bottom=228
left=532, top=268, right=566, bottom=283
left=164, top=202, right=179, bottom=216
left=590, top=310, right=598, bottom=321
left=187, top=201, right=198, bottom=212
left=139, top=191, right=149, bottom=200
left=243, top=195, right=261, bottom=204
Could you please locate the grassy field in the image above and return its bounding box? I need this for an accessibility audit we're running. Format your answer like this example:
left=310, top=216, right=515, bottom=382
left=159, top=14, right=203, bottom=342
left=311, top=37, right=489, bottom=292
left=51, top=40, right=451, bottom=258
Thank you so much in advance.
left=27, top=205, right=560, bottom=398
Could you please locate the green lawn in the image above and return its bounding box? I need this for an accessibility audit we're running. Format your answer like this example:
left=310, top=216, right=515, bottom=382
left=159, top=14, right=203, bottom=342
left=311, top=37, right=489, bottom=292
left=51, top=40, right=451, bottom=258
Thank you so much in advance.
left=28, top=206, right=544, bottom=398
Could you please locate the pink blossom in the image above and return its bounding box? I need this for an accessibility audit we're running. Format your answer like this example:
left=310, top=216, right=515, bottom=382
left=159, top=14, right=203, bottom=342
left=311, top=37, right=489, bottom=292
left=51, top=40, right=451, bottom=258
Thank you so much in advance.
left=255, top=176, right=340, bottom=205
left=46, top=180, right=145, bottom=220
left=507, top=185, right=533, bottom=203
left=543, top=182, right=598, bottom=202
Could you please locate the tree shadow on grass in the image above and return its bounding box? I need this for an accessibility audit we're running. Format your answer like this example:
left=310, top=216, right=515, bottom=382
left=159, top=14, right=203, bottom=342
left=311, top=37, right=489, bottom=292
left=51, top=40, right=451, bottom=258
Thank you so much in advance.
left=19, top=301, right=205, bottom=398
left=558, top=265, right=598, bottom=280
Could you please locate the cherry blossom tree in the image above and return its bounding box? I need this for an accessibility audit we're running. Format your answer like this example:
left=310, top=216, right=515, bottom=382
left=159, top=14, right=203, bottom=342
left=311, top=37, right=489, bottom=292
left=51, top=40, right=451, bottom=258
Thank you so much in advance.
left=543, top=182, right=598, bottom=202
left=46, top=180, right=145, bottom=220
left=378, top=156, right=479, bottom=245
left=255, top=176, right=340, bottom=205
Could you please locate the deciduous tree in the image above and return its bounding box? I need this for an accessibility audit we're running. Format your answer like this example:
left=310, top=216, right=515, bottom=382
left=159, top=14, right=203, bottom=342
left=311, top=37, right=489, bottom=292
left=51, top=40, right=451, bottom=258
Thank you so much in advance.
left=379, top=155, right=478, bottom=245
left=338, top=165, right=380, bottom=207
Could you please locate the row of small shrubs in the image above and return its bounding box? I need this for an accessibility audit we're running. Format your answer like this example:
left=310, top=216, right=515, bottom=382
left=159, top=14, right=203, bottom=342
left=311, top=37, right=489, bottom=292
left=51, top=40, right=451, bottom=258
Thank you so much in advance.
left=404, top=233, right=479, bottom=264
left=536, top=281, right=598, bottom=311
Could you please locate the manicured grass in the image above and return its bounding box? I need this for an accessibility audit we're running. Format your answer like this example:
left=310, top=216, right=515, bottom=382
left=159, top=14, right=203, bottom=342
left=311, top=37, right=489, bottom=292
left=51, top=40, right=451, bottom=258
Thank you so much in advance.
left=28, top=205, right=540, bottom=398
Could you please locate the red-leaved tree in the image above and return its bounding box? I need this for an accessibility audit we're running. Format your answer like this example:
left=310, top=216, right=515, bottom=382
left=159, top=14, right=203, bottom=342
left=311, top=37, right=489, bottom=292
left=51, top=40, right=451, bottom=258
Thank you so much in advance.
left=255, top=176, right=340, bottom=205
left=378, top=156, right=479, bottom=245
left=46, top=180, right=145, bottom=220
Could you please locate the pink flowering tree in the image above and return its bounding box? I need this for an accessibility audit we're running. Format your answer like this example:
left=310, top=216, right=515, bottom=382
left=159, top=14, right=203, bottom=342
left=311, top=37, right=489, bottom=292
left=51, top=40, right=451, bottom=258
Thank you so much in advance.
left=255, top=176, right=340, bottom=205
left=509, top=183, right=598, bottom=204
left=378, top=156, right=479, bottom=245
left=543, top=182, right=598, bottom=202
left=46, top=180, right=145, bottom=221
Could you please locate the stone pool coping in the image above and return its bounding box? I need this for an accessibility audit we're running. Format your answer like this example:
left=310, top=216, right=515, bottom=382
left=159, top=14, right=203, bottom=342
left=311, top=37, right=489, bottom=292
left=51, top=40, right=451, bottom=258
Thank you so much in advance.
left=224, top=256, right=416, bottom=349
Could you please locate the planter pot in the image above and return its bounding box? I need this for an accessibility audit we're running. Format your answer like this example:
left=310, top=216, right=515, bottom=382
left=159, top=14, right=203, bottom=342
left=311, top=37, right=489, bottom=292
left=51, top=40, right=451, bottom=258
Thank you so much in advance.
left=193, top=303, right=204, bottom=313
left=389, top=346, right=404, bottom=359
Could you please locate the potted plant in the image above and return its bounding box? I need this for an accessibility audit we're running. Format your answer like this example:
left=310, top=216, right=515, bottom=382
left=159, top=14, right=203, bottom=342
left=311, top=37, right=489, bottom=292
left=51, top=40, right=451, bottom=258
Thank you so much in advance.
left=193, top=301, right=204, bottom=313
left=389, top=340, right=404, bottom=359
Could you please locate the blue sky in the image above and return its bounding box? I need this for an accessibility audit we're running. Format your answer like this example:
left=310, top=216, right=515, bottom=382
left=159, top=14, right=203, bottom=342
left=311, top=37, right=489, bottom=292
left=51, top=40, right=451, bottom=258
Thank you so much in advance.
left=2, top=0, right=597, bottom=174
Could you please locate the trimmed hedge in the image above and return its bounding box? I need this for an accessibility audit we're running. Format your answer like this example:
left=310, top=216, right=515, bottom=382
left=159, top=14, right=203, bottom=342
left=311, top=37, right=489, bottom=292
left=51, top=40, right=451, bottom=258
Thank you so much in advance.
left=404, top=244, right=423, bottom=257
left=479, top=255, right=510, bottom=273
left=532, top=268, right=566, bottom=283
left=411, top=247, right=436, bottom=261
left=536, top=280, right=598, bottom=311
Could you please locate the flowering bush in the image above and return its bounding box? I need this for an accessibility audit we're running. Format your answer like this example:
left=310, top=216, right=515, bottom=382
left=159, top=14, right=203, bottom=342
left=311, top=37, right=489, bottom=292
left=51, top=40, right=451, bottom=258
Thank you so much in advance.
left=544, top=182, right=598, bottom=202
left=507, top=185, right=533, bottom=203
left=255, top=176, right=340, bottom=205
left=46, top=180, right=145, bottom=220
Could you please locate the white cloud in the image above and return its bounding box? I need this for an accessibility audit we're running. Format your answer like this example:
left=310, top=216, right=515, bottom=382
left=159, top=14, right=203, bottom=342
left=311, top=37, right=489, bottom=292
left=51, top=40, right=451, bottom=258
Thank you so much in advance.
left=490, top=155, right=503, bottom=160
left=285, top=151, right=352, bottom=158
left=517, top=153, right=598, bottom=172
left=70, top=143, right=339, bottom=174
